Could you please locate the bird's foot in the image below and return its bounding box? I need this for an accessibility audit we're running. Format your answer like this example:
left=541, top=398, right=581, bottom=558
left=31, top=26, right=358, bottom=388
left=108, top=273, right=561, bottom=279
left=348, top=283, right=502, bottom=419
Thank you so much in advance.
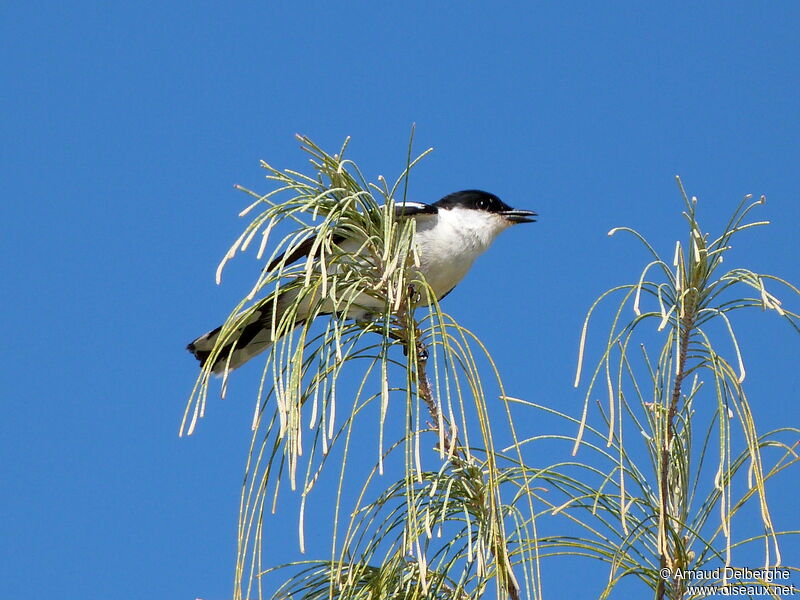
left=407, top=283, right=422, bottom=305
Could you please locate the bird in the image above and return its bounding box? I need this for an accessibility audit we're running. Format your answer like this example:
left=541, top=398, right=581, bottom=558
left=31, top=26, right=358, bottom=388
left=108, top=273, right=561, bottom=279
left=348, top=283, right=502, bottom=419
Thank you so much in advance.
left=188, top=190, right=536, bottom=374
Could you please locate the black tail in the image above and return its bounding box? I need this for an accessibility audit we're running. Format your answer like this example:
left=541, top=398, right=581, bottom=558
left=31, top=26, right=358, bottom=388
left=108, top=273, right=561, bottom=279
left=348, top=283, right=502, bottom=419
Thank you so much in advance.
left=187, top=299, right=280, bottom=374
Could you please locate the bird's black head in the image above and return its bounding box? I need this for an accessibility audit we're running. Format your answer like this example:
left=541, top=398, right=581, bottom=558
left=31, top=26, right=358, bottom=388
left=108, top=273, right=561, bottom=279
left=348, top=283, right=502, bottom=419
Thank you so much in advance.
left=434, top=190, right=537, bottom=223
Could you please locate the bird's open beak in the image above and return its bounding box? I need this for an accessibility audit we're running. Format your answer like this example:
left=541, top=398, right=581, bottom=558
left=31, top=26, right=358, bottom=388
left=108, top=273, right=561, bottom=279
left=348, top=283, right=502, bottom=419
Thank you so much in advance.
left=501, top=209, right=537, bottom=224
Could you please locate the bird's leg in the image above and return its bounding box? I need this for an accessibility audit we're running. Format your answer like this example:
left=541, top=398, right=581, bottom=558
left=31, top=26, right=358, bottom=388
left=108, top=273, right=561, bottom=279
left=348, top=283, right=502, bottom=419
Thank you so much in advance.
left=407, top=282, right=423, bottom=305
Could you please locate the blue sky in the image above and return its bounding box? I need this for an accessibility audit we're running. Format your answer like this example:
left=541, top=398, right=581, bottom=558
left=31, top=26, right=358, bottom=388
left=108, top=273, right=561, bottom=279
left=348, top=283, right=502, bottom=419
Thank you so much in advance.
left=3, top=2, right=799, bottom=598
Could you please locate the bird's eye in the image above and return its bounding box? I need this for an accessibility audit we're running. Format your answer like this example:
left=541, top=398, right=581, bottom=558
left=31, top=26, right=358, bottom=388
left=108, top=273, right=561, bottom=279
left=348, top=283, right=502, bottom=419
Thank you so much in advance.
left=477, top=199, right=488, bottom=210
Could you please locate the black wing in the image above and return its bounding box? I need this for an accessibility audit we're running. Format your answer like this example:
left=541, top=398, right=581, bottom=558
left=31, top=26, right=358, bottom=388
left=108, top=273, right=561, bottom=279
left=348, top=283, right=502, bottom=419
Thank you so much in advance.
left=393, top=201, right=438, bottom=217
left=266, top=234, right=342, bottom=272
left=266, top=202, right=438, bottom=272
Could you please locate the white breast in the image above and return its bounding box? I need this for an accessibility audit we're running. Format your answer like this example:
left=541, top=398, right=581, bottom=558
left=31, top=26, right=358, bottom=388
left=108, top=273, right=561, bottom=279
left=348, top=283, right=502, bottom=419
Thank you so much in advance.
left=321, top=207, right=510, bottom=320
left=414, top=207, right=510, bottom=297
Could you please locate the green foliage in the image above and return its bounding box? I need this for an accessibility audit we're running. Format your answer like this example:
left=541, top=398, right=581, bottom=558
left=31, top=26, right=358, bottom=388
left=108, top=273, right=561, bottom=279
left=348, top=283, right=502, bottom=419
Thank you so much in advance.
left=184, top=135, right=798, bottom=600
left=518, top=179, right=800, bottom=599
left=184, top=134, right=537, bottom=600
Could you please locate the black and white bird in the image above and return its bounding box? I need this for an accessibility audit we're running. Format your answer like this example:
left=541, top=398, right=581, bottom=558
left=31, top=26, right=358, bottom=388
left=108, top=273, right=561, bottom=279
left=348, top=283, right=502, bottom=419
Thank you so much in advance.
left=188, top=190, right=536, bottom=373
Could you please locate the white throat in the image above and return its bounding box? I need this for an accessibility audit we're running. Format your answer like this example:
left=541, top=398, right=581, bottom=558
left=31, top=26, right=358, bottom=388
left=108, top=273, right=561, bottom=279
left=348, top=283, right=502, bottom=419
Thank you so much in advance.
left=439, top=206, right=511, bottom=252
left=413, top=207, right=511, bottom=297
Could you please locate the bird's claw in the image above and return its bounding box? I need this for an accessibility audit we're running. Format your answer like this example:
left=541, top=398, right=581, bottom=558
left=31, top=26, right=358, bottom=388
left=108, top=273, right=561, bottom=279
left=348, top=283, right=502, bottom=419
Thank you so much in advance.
left=407, top=283, right=422, bottom=304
